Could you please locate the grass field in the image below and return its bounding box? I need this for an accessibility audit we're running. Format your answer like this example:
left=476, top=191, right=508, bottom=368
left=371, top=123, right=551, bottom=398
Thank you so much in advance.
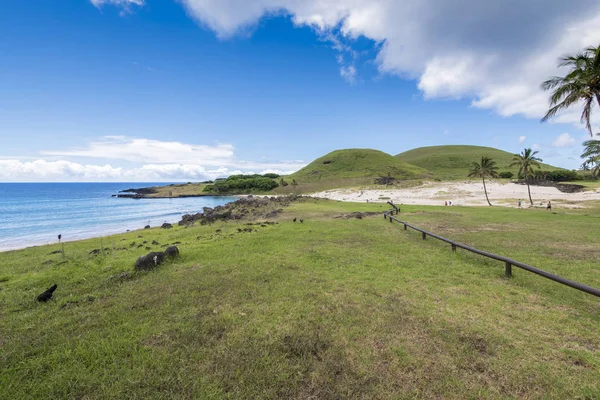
left=396, top=145, right=562, bottom=180
left=1, top=199, right=599, bottom=399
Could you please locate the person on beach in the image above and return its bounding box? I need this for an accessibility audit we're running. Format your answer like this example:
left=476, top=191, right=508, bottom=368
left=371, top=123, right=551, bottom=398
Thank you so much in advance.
left=547, top=201, right=551, bottom=210
left=445, top=201, right=447, bottom=206
left=517, top=200, right=521, bottom=208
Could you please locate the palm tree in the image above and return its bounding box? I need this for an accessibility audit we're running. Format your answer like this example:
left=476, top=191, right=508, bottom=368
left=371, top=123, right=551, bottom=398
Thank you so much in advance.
left=467, top=156, right=499, bottom=206
left=510, top=148, right=542, bottom=205
left=541, top=44, right=600, bottom=136
left=581, top=138, right=600, bottom=177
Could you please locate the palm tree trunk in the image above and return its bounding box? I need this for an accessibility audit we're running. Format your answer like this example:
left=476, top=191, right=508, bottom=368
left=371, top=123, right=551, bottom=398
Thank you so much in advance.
left=482, top=176, right=491, bottom=206
left=526, top=177, right=533, bottom=205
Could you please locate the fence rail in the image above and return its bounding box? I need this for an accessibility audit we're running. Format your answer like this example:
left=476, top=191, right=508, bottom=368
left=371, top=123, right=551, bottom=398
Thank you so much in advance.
left=383, top=210, right=600, bottom=298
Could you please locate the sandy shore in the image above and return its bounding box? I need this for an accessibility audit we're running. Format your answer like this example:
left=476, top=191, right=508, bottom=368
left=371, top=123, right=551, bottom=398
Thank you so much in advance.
left=311, top=181, right=600, bottom=208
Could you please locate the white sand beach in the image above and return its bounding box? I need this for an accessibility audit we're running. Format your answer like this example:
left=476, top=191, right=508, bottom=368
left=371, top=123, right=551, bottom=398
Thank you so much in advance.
left=310, top=181, right=600, bottom=208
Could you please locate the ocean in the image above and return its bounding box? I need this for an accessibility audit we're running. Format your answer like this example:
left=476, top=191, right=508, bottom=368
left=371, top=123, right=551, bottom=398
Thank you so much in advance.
left=0, top=183, right=234, bottom=252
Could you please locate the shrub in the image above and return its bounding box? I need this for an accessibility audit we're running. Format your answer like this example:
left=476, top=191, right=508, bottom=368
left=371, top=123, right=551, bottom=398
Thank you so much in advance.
left=279, top=178, right=289, bottom=187
left=203, top=174, right=279, bottom=194
left=534, top=170, right=581, bottom=182
left=262, top=173, right=280, bottom=179
left=499, top=171, right=514, bottom=179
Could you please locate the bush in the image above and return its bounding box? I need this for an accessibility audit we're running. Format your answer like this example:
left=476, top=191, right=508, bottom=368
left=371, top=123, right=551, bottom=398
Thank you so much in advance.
left=499, top=171, right=514, bottom=179
left=262, top=173, right=280, bottom=179
left=535, top=170, right=581, bottom=182
left=279, top=178, right=289, bottom=187
left=203, top=174, right=279, bottom=194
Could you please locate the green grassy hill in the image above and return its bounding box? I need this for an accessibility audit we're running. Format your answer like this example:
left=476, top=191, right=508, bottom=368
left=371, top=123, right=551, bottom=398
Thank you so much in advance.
left=396, top=145, right=562, bottom=180
left=282, top=149, right=431, bottom=192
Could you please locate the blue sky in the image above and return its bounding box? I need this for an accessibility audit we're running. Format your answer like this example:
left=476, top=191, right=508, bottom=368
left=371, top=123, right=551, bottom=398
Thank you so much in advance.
left=1, top=0, right=599, bottom=181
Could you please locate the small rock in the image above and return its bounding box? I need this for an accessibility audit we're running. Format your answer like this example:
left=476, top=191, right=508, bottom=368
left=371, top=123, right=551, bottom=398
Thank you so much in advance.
left=145, top=246, right=151, bottom=250
left=135, top=252, right=165, bottom=271
left=151, top=240, right=160, bottom=245
left=144, top=225, right=151, bottom=229
left=161, top=223, right=173, bottom=229
left=164, top=246, right=180, bottom=259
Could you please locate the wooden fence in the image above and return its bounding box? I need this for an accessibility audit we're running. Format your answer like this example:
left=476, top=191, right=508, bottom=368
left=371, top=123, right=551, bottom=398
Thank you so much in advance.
left=383, top=205, right=600, bottom=298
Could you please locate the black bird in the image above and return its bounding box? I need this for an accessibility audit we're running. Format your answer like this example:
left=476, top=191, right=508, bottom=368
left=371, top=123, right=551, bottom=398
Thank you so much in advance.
left=37, top=284, right=57, bottom=302
left=300, top=219, right=304, bottom=223
left=293, top=218, right=297, bottom=223
left=58, top=234, right=62, bottom=242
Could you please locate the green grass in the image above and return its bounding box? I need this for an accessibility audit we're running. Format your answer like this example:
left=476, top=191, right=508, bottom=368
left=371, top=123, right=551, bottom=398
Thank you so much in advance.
left=144, top=183, right=207, bottom=197
left=1, top=199, right=600, bottom=399
left=396, top=145, right=563, bottom=180
left=282, top=149, right=431, bottom=192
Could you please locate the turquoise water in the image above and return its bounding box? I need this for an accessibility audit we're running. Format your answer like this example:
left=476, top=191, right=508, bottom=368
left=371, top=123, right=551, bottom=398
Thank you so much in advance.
left=0, top=183, right=234, bottom=251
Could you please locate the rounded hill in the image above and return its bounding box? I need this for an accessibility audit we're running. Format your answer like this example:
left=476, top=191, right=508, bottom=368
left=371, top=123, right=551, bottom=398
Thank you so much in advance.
left=288, top=149, right=430, bottom=184
left=395, top=145, right=561, bottom=180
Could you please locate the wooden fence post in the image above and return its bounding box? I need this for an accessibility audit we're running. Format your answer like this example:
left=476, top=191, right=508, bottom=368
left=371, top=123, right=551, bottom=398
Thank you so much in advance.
left=422, top=232, right=426, bottom=240
left=452, top=244, right=456, bottom=252
left=505, top=262, right=512, bottom=278
left=389, top=217, right=393, bottom=223
left=404, top=224, right=407, bottom=230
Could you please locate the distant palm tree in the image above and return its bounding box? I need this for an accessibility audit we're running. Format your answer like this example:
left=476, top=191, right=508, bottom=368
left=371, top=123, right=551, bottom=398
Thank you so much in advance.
left=510, top=148, right=542, bottom=205
left=467, top=156, right=499, bottom=206
left=581, top=138, right=600, bottom=177
left=541, top=44, right=600, bottom=136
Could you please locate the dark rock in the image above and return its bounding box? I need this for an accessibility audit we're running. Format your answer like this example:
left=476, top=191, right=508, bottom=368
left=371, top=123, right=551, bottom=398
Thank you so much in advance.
left=172, top=241, right=181, bottom=245
left=37, top=284, right=57, bottom=302
left=161, top=223, right=173, bottom=229
left=151, top=240, right=160, bottom=245
left=138, top=235, right=143, bottom=238
left=145, top=246, right=151, bottom=250
left=144, top=225, right=151, bottom=229
left=143, top=241, right=148, bottom=244
left=134, top=252, right=165, bottom=271
left=164, top=246, right=180, bottom=259
left=42, top=260, right=54, bottom=266
left=48, top=250, right=62, bottom=255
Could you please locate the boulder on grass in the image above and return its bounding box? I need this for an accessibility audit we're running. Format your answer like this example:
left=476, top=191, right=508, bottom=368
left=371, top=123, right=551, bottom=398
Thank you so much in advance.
left=161, top=223, right=173, bottom=229
left=144, top=225, right=151, bottom=229
left=135, top=252, right=165, bottom=271
left=164, top=246, right=179, bottom=259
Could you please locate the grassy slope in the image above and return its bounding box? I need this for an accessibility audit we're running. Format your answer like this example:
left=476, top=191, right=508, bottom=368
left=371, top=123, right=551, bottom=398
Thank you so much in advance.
left=143, top=183, right=207, bottom=198
left=2, top=200, right=600, bottom=399
left=396, top=145, right=563, bottom=180
left=278, top=149, right=431, bottom=193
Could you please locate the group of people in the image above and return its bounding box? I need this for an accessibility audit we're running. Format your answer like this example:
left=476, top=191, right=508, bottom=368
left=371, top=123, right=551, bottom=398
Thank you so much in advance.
left=516, top=200, right=552, bottom=210
left=444, top=201, right=453, bottom=206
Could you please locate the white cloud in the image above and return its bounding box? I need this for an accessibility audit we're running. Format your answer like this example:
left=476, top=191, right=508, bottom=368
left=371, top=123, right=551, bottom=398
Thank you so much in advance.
left=518, top=136, right=526, bottom=144
left=552, top=133, right=576, bottom=148
left=90, top=0, right=144, bottom=8
left=2, top=137, right=305, bottom=182
left=0, top=160, right=301, bottom=182
left=42, top=136, right=235, bottom=166
left=166, top=0, right=600, bottom=130
left=340, top=65, right=357, bottom=84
